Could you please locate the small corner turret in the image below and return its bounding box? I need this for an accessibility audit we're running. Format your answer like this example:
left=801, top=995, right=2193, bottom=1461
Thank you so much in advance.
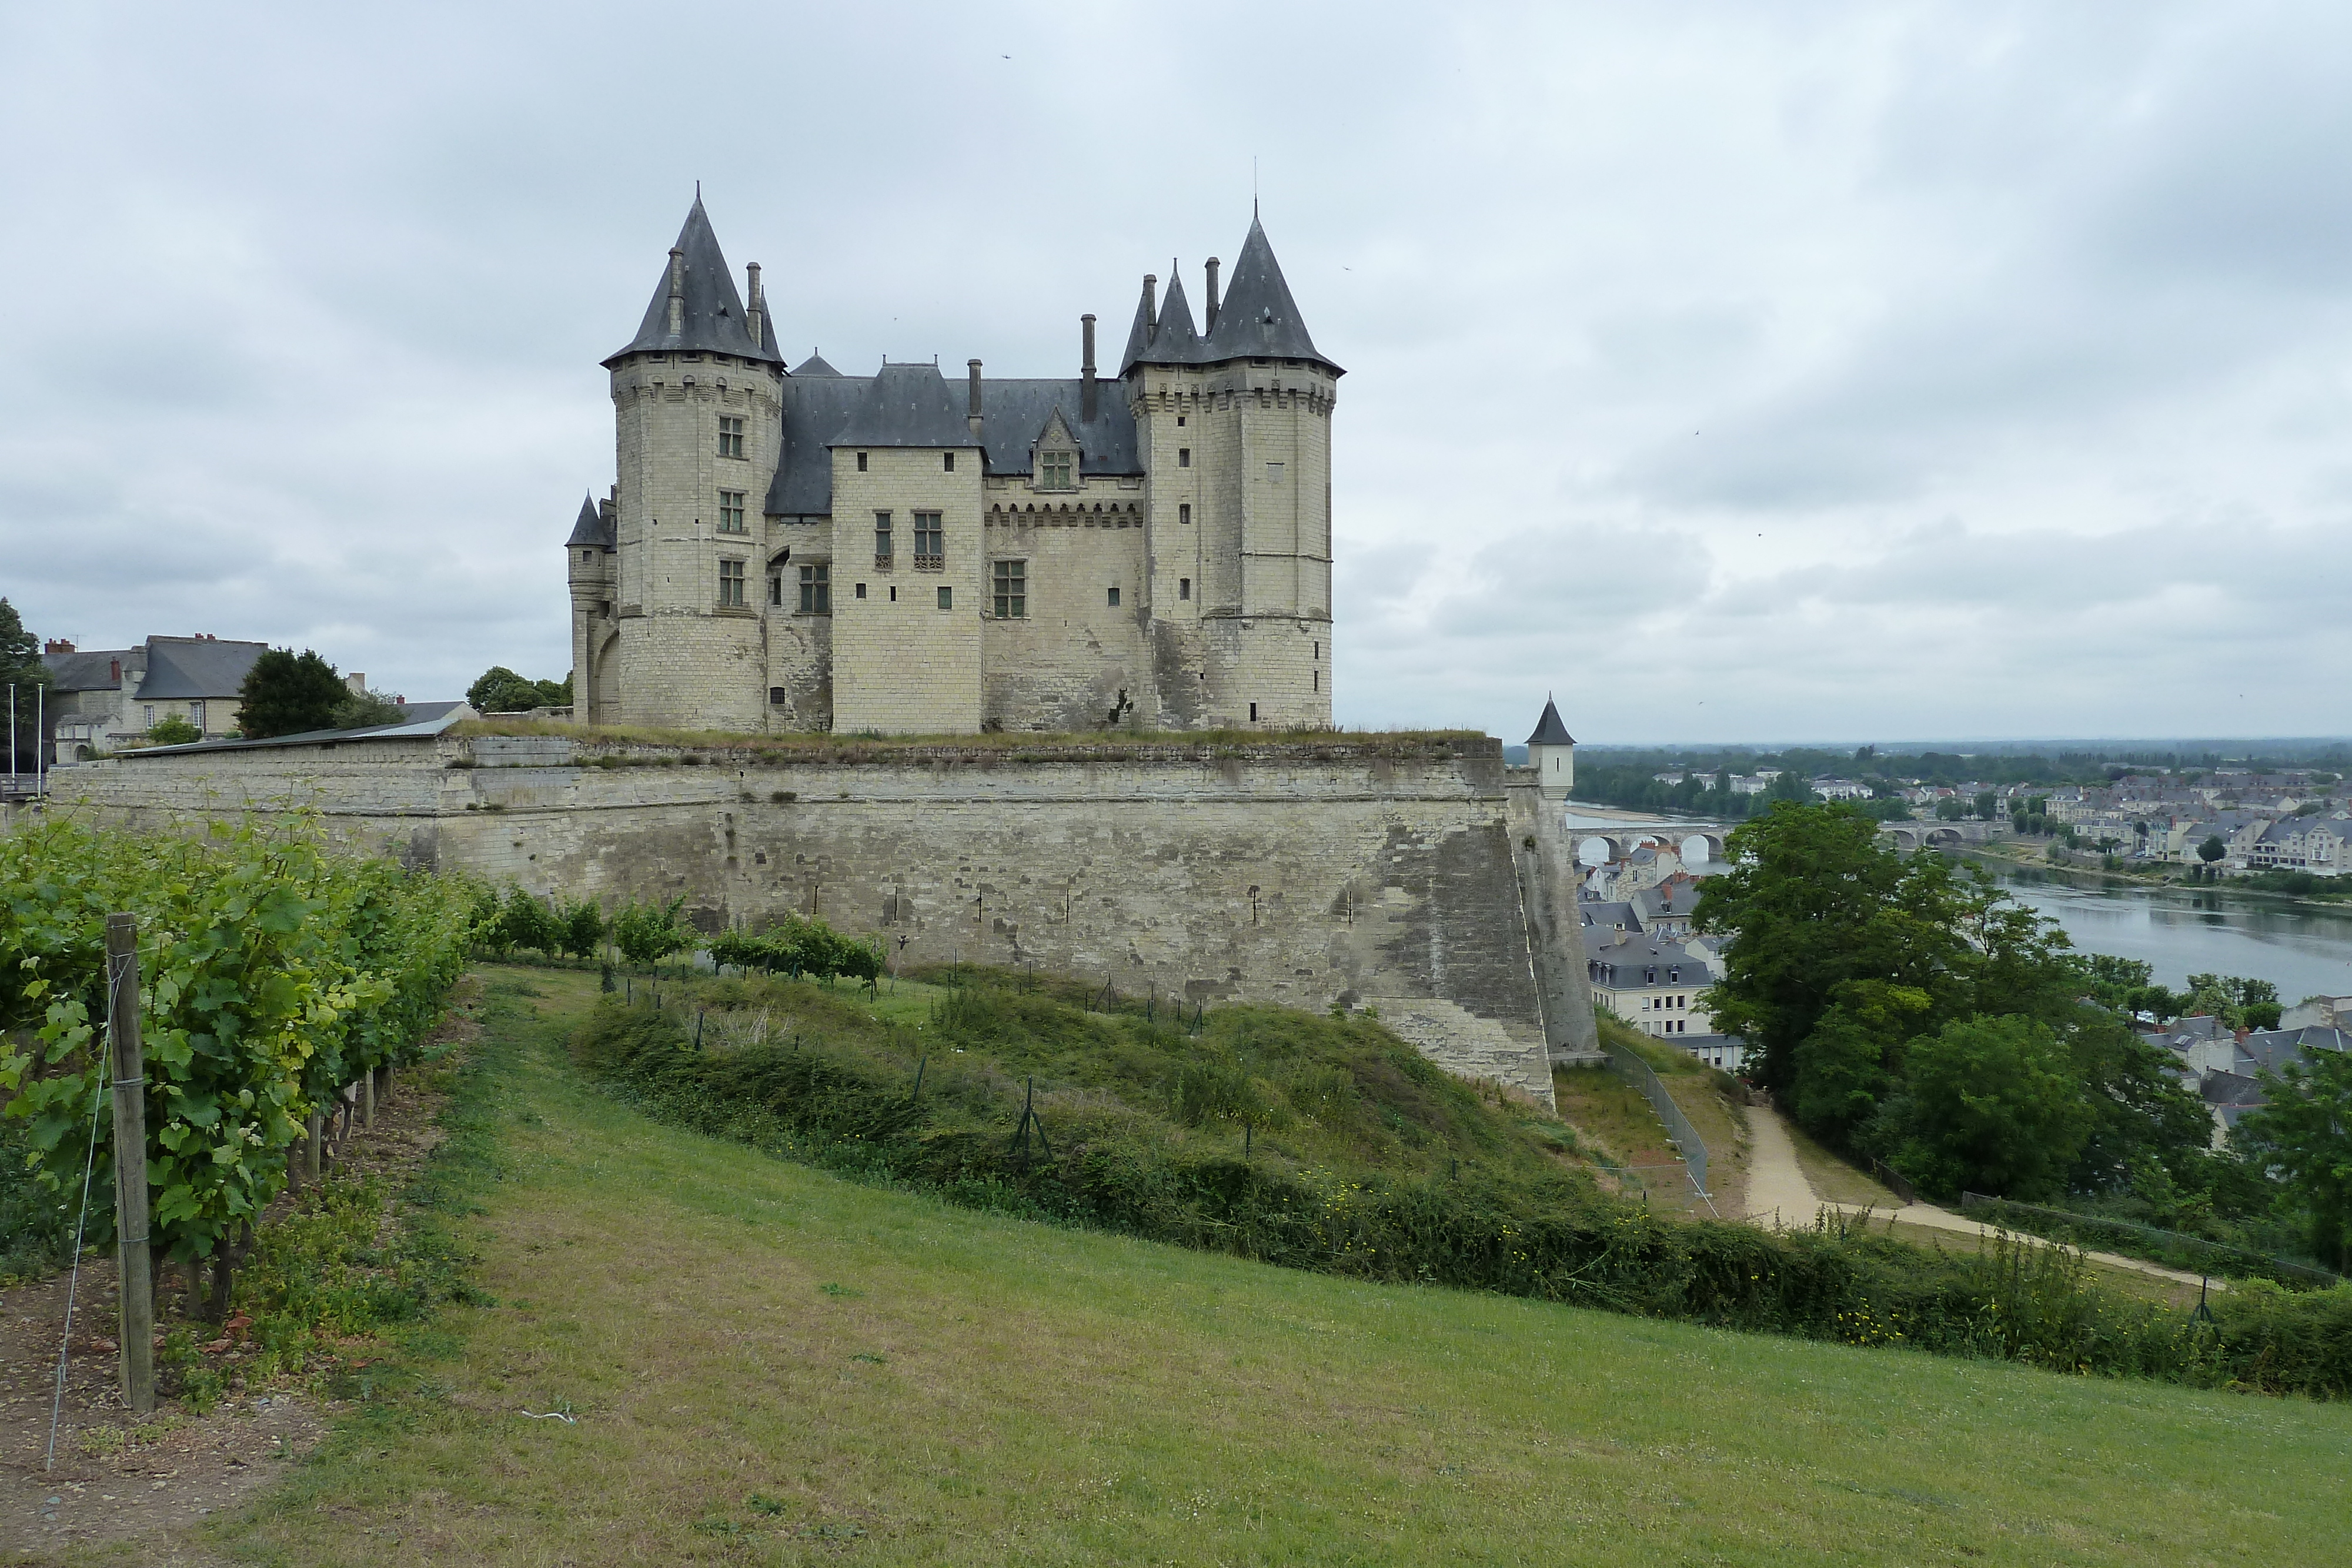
left=1527, top=697, right=1576, bottom=798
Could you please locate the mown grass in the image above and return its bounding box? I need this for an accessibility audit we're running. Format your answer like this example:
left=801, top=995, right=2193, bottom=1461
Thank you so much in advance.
left=191, top=966, right=2352, bottom=1566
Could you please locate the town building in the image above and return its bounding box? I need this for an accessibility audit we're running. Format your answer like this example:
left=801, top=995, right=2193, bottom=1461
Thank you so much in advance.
left=566, top=198, right=1340, bottom=735
left=39, top=636, right=268, bottom=755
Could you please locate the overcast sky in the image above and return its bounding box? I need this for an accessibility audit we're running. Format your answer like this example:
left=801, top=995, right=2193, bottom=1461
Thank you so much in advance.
left=4, top=2, right=2348, bottom=745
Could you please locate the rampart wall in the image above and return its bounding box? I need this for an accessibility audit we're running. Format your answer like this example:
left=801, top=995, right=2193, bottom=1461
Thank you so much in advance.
left=38, top=732, right=1595, bottom=1105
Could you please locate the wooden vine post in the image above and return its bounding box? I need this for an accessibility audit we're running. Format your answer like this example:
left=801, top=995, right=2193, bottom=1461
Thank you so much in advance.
left=103, top=914, right=156, bottom=1415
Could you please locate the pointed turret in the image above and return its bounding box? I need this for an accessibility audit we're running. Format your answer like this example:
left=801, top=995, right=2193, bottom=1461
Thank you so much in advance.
left=564, top=492, right=607, bottom=547
left=1126, top=268, right=1202, bottom=369
left=1201, top=213, right=1339, bottom=373
left=1526, top=698, right=1576, bottom=797
left=1118, top=272, right=1158, bottom=374
left=603, top=196, right=783, bottom=366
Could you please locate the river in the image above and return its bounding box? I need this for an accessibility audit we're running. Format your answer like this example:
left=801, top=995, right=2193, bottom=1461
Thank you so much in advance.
left=1563, top=813, right=2352, bottom=1003
left=1973, top=861, right=2352, bottom=1004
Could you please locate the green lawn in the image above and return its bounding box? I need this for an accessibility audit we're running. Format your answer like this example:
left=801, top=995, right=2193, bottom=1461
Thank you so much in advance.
left=198, top=968, right=2351, bottom=1566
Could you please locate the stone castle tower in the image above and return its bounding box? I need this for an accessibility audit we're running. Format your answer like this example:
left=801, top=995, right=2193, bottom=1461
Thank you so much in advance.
left=566, top=197, right=1341, bottom=735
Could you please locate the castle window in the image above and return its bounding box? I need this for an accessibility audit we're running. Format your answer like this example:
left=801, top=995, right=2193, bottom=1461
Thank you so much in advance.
left=1179, top=503, right=1190, bottom=526
left=1313, top=668, right=1318, bottom=691
left=913, top=511, right=943, bottom=568
left=874, top=511, right=893, bottom=566
left=944, top=452, right=956, bottom=472
left=856, top=452, right=868, bottom=472
left=798, top=563, right=830, bottom=614
left=719, top=416, right=745, bottom=458
left=993, top=559, right=1026, bottom=619
left=718, top=558, right=747, bottom=607
left=769, top=574, right=782, bottom=606
left=856, top=582, right=867, bottom=599
left=769, top=687, right=787, bottom=705
left=1177, top=415, right=1185, bottom=427
left=1266, top=461, right=1284, bottom=484
left=581, top=549, right=593, bottom=563
left=718, top=490, right=746, bottom=533
left=1178, top=447, right=1191, bottom=467
left=1038, top=450, right=1074, bottom=490
left=1250, top=703, right=1258, bottom=722
left=1179, top=577, right=1190, bottom=601
left=937, top=586, right=953, bottom=610
left=1107, top=586, right=1120, bottom=608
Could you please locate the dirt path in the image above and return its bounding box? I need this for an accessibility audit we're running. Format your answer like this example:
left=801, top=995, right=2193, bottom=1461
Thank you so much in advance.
left=1739, top=1106, right=1822, bottom=1226
left=1739, top=1107, right=2218, bottom=1290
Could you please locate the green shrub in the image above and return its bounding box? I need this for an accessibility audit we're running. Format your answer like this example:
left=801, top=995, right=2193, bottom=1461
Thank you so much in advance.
left=574, top=975, right=2352, bottom=1399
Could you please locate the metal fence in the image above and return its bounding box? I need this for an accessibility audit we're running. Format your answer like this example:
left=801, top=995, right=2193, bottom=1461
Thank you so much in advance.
left=1959, top=1192, right=2343, bottom=1288
left=0, top=772, right=46, bottom=798
left=1603, top=1042, right=1710, bottom=1206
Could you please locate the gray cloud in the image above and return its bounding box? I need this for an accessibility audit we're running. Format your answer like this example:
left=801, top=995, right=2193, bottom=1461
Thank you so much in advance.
left=2, top=2, right=2347, bottom=745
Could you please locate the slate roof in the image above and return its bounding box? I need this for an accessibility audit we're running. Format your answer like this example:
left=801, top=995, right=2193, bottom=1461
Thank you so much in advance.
left=1125, top=269, right=1202, bottom=369
left=1579, top=901, right=1638, bottom=934
left=1583, top=931, right=1715, bottom=987
left=1201, top=214, right=1338, bottom=372
left=2238, top=1026, right=2351, bottom=1075
left=827, top=361, right=981, bottom=450
left=1118, top=214, right=1339, bottom=375
left=42, top=648, right=132, bottom=693
left=763, top=369, right=1143, bottom=518
left=129, top=638, right=266, bottom=701
left=1526, top=697, right=1576, bottom=747
left=123, top=700, right=472, bottom=757
left=564, top=494, right=611, bottom=549
left=791, top=351, right=843, bottom=377
left=604, top=198, right=783, bottom=367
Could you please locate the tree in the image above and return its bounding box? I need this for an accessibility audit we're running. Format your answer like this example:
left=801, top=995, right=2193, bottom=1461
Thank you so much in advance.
left=1875, top=1015, right=2094, bottom=1200
left=237, top=649, right=349, bottom=738
left=468, top=667, right=572, bottom=714
left=0, top=597, right=50, bottom=767
left=146, top=714, right=202, bottom=746
left=1789, top=981, right=1930, bottom=1142
left=331, top=691, right=404, bottom=730
left=2197, top=835, right=2228, bottom=867
left=1973, top=791, right=1997, bottom=820
left=2184, top=973, right=2281, bottom=1031
left=2234, top=1047, right=2352, bottom=1271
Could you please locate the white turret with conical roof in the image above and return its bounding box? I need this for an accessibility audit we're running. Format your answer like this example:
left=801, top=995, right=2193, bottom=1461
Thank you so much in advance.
left=1527, top=697, right=1576, bottom=798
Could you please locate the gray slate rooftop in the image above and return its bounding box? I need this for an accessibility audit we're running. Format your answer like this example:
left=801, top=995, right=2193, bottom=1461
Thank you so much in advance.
left=605, top=198, right=783, bottom=367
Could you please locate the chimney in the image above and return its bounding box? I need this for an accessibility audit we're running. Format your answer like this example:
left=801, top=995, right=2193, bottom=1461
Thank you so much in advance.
left=745, top=262, right=764, bottom=351
left=1081, top=314, right=1097, bottom=422
left=666, top=246, right=686, bottom=337
left=1204, top=256, right=1221, bottom=332
left=108, top=658, right=121, bottom=683
left=967, top=359, right=984, bottom=439
left=345, top=673, right=368, bottom=696
left=1143, top=273, right=1158, bottom=341
left=44, top=638, right=74, bottom=654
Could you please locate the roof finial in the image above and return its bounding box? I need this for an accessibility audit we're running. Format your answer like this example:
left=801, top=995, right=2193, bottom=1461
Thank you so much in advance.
left=696, top=179, right=701, bottom=200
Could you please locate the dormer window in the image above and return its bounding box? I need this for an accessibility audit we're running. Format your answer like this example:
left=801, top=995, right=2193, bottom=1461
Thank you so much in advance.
left=1039, top=450, right=1075, bottom=490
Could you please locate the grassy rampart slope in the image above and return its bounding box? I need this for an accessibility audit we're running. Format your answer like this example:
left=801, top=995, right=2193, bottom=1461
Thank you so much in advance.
left=205, top=967, right=2351, bottom=1566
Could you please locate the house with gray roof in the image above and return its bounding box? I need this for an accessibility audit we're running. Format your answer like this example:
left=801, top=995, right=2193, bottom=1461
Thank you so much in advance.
left=568, top=196, right=1339, bottom=735
left=40, top=635, right=269, bottom=754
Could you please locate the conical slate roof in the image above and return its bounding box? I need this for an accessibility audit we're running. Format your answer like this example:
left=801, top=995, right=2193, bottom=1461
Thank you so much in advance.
left=1201, top=213, right=1338, bottom=372
left=792, top=350, right=843, bottom=377
left=826, top=362, right=981, bottom=449
left=1526, top=697, right=1576, bottom=747
left=1127, top=269, right=1201, bottom=369
left=564, top=493, right=607, bottom=547
left=604, top=198, right=783, bottom=367
left=1118, top=276, right=1156, bottom=375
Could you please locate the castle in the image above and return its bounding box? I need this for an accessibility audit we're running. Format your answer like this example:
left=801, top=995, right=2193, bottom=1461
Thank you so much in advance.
left=566, top=198, right=1341, bottom=735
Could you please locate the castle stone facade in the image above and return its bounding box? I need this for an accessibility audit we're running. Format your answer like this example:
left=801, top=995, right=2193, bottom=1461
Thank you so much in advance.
left=567, top=199, right=1341, bottom=735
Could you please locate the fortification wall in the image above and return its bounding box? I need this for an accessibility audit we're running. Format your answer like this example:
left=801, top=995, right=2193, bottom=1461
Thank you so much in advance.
left=41, top=731, right=1591, bottom=1105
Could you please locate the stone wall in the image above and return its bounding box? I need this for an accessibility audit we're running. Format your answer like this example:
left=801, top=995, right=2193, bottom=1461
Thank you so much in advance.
left=38, top=731, right=1592, bottom=1105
